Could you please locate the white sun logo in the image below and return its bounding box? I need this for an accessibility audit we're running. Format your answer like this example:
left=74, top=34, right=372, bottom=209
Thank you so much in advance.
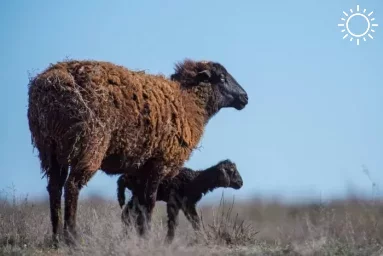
left=338, top=5, right=378, bottom=45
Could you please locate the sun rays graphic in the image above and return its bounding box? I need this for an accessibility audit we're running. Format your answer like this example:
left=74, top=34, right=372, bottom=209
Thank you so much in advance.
left=338, top=5, right=378, bottom=45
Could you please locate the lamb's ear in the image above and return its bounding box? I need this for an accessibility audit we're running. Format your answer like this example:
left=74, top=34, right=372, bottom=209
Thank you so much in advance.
left=197, top=70, right=211, bottom=82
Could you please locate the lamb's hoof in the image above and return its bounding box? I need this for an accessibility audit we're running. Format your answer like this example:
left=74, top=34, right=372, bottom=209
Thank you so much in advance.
left=136, top=219, right=151, bottom=239
left=138, top=227, right=150, bottom=239
left=164, top=236, right=174, bottom=245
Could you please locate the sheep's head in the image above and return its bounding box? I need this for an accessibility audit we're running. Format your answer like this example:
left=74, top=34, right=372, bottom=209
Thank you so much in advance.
left=170, top=59, right=248, bottom=116
left=215, top=159, right=243, bottom=189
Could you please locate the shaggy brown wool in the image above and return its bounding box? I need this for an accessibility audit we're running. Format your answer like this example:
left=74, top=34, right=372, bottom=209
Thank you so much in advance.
left=28, top=60, right=206, bottom=179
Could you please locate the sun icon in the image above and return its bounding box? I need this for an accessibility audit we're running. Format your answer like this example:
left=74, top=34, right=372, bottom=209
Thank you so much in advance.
left=338, top=5, right=378, bottom=45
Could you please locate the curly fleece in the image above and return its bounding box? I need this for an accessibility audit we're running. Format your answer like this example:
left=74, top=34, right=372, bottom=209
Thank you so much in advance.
left=28, top=60, right=212, bottom=181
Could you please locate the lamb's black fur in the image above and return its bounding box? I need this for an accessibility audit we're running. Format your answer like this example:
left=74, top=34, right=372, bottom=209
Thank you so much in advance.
left=117, top=159, right=243, bottom=242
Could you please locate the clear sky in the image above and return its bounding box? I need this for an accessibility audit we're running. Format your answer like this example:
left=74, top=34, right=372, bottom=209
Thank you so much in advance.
left=0, top=0, right=382, bottom=204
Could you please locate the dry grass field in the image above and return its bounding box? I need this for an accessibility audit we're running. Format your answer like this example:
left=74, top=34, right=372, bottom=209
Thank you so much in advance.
left=1, top=186, right=383, bottom=256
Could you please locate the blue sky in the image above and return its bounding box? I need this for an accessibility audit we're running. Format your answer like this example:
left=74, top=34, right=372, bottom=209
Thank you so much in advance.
left=0, top=0, right=382, bottom=204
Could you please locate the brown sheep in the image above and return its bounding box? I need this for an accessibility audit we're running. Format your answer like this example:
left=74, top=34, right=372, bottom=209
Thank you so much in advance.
left=27, top=58, right=248, bottom=243
left=117, top=159, right=243, bottom=243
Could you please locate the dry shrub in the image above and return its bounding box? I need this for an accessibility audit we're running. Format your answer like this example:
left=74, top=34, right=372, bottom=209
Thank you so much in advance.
left=201, top=193, right=259, bottom=246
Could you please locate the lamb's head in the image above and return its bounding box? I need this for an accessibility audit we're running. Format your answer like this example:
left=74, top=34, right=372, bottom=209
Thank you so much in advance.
left=215, top=159, right=243, bottom=189
left=170, top=59, right=248, bottom=116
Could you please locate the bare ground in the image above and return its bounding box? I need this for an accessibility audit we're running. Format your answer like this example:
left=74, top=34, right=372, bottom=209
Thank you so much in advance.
left=1, top=187, right=383, bottom=256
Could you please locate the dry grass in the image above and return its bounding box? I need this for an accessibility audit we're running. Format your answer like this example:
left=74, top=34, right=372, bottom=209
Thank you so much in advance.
left=1, top=187, right=383, bottom=256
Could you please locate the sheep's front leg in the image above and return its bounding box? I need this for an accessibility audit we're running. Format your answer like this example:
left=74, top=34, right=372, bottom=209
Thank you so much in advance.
left=183, top=204, right=201, bottom=231
left=165, top=190, right=180, bottom=243
left=64, top=169, right=96, bottom=244
left=46, top=159, right=68, bottom=245
left=133, top=160, right=164, bottom=236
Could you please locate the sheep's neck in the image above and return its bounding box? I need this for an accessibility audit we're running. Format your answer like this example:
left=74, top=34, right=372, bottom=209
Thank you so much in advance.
left=181, top=85, right=218, bottom=124
left=191, top=168, right=220, bottom=196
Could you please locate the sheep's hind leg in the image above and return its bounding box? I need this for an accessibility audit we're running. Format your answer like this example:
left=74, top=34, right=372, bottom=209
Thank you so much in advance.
left=132, top=159, right=164, bottom=237
left=46, top=156, right=68, bottom=246
left=63, top=132, right=109, bottom=245
left=63, top=168, right=97, bottom=245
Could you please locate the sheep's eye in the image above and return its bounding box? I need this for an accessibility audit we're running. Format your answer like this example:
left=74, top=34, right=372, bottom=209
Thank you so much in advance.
left=220, top=74, right=226, bottom=82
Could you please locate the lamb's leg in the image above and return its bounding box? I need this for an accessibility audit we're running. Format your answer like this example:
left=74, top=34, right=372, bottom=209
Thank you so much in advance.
left=117, top=175, right=127, bottom=208
left=46, top=157, right=68, bottom=245
left=165, top=193, right=180, bottom=244
left=132, top=159, right=164, bottom=236
left=183, top=204, right=201, bottom=231
left=121, top=196, right=136, bottom=227
left=63, top=169, right=96, bottom=244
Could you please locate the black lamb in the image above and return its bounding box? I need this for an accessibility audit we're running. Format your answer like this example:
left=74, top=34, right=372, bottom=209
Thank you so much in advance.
left=117, top=159, right=243, bottom=242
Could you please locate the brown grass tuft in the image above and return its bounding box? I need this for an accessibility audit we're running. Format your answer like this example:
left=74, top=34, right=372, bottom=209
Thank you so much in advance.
left=201, top=193, right=259, bottom=247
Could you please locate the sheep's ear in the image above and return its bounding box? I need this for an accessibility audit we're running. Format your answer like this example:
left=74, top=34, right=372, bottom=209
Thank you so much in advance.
left=197, top=70, right=211, bottom=81
left=170, top=73, right=179, bottom=81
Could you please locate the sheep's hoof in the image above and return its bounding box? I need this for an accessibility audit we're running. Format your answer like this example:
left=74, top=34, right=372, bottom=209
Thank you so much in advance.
left=51, top=234, right=61, bottom=249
